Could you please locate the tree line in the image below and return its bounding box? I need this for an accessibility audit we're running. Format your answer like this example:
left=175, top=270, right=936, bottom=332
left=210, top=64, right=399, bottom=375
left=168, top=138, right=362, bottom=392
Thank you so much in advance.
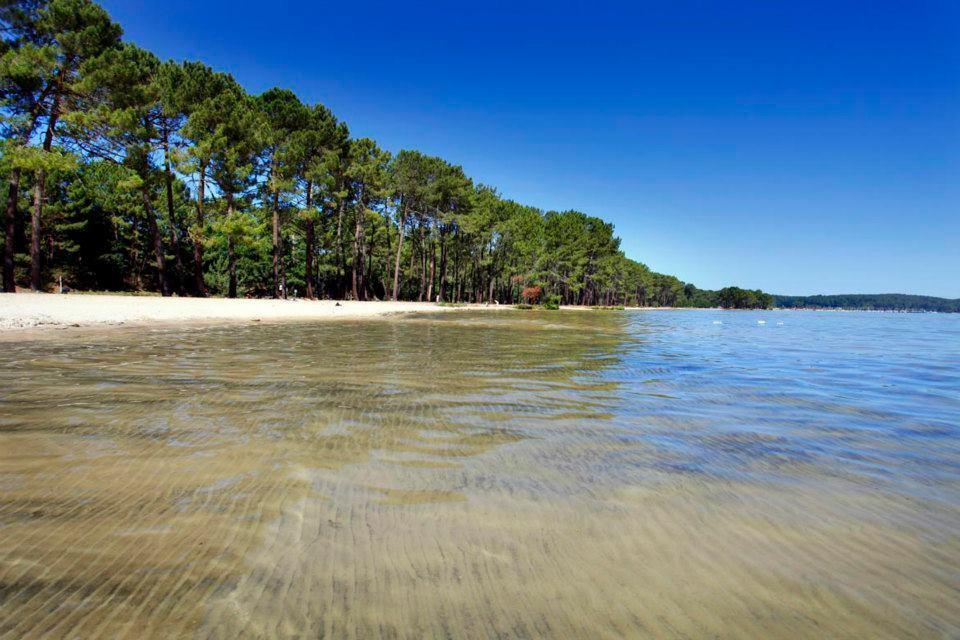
left=1, top=0, right=772, bottom=309
left=774, top=294, right=960, bottom=313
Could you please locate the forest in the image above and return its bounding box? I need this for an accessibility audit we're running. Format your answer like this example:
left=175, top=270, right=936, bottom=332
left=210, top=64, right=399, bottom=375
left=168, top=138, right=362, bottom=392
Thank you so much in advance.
left=774, top=294, right=960, bottom=313
left=1, top=0, right=772, bottom=309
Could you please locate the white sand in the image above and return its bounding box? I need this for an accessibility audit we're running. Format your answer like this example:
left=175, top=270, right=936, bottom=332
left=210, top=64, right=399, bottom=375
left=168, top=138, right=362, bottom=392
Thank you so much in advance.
left=0, top=293, right=500, bottom=334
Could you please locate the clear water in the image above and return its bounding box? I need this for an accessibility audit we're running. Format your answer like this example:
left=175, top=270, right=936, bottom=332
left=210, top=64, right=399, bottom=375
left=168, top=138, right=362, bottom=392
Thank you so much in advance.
left=1, top=310, right=958, bottom=638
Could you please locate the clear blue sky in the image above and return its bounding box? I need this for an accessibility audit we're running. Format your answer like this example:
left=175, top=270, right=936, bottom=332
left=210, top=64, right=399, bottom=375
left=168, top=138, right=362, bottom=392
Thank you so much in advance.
left=99, top=0, right=959, bottom=297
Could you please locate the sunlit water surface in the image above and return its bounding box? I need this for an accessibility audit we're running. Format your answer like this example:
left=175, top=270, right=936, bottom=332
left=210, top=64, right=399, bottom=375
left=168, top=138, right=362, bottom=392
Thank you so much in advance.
left=1, top=310, right=958, bottom=639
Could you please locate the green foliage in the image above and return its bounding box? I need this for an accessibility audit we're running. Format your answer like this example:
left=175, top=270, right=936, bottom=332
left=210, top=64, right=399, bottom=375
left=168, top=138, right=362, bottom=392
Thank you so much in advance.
left=716, top=287, right=773, bottom=310
left=57, top=160, right=142, bottom=289
left=5, top=143, right=76, bottom=172
left=774, top=294, right=960, bottom=312
left=0, top=0, right=782, bottom=305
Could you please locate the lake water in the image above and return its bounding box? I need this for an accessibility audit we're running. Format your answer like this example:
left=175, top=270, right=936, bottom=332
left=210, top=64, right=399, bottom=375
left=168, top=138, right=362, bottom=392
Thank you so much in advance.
left=1, top=310, right=958, bottom=638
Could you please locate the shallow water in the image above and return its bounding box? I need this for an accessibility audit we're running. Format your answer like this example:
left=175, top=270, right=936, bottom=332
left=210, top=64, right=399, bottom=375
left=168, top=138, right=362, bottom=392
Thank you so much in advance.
left=1, top=310, right=958, bottom=639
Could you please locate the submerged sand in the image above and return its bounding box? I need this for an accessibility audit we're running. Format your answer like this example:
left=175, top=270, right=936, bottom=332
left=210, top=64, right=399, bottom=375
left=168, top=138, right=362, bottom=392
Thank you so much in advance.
left=0, top=293, right=499, bottom=334
left=2, top=312, right=956, bottom=639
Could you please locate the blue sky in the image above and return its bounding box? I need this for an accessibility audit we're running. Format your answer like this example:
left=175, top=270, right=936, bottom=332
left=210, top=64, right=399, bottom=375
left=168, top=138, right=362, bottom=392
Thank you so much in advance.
left=100, top=0, right=959, bottom=297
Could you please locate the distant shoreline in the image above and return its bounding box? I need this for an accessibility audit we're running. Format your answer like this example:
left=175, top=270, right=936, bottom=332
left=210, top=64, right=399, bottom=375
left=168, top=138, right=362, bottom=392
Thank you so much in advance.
left=773, top=293, right=959, bottom=313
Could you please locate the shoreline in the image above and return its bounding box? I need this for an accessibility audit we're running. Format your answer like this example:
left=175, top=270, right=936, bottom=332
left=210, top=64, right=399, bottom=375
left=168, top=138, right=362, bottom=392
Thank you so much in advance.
left=2, top=293, right=941, bottom=340
left=0, top=293, right=509, bottom=340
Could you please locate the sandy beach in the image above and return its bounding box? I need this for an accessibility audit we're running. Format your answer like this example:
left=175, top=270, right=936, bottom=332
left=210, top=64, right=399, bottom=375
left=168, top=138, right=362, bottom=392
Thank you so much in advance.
left=0, top=293, right=498, bottom=335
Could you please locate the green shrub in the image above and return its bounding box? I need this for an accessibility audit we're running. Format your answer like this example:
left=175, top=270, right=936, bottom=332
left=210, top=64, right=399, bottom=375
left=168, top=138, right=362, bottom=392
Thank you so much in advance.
left=515, top=303, right=533, bottom=310
left=543, top=293, right=561, bottom=310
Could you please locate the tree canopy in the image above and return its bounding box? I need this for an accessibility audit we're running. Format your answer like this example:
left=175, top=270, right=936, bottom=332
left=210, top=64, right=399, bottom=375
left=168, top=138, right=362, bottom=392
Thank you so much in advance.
left=1, top=0, right=774, bottom=309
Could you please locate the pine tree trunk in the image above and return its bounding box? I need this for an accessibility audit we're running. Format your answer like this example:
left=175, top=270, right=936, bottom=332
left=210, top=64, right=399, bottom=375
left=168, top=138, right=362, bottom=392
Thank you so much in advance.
left=473, top=250, right=482, bottom=303
left=30, top=170, right=44, bottom=291
left=453, top=265, right=460, bottom=302
left=272, top=186, right=280, bottom=298
left=426, top=236, right=436, bottom=302
left=4, top=121, right=39, bottom=292
left=31, top=72, right=65, bottom=292
left=454, top=245, right=463, bottom=302
left=304, top=180, right=315, bottom=299
left=352, top=189, right=365, bottom=301
left=227, top=196, right=237, bottom=299
left=364, top=233, right=375, bottom=299
left=382, top=209, right=392, bottom=298
left=391, top=203, right=407, bottom=301
left=3, top=167, right=21, bottom=292
left=141, top=186, right=171, bottom=297
left=227, top=236, right=237, bottom=299
left=418, top=226, right=426, bottom=301
left=437, top=228, right=448, bottom=302
left=336, top=196, right=346, bottom=298
left=162, top=129, right=184, bottom=294
left=193, top=164, right=207, bottom=296
left=281, top=248, right=287, bottom=299
left=304, top=218, right=315, bottom=299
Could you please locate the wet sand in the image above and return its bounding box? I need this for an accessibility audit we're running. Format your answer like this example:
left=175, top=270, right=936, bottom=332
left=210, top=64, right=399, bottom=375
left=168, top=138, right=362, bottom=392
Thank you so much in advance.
left=1, top=312, right=957, bottom=638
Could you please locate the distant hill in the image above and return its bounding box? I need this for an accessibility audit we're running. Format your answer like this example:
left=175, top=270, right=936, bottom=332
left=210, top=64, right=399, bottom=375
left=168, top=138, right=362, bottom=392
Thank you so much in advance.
left=774, top=294, right=960, bottom=312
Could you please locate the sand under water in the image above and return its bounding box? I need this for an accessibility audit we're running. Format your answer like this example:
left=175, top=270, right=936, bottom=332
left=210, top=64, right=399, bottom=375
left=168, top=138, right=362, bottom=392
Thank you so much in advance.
left=1, top=310, right=958, bottom=638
